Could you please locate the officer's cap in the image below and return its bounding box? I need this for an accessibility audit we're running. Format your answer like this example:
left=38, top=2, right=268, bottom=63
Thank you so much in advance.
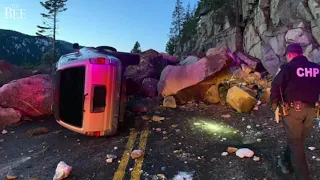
left=285, top=43, right=303, bottom=55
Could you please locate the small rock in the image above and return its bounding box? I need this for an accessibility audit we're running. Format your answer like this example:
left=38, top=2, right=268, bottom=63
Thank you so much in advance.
left=152, top=116, right=165, bottom=122
left=172, top=124, right=178, bottom=128
left=253, top=156, right=260, bottom=161
left=106, top=154, right=117, bottom=159
left=175, top=129, right=181, bottom=133
left=131, top=150, right=144, bottom=159
left=194, top=122, right=200, bottom=126
left=236, top=148, right=254, bottom=158
left=106, top=158, right=113, bottom=163
left=7, top=169, right=17, bottom=179
left=7, top=175, right=17, bottom=180
left=242, top=118, right=245, bottom=121
left=114, top=147, right=118, bottom=150
left=257, top=139, right=262, bottom=142
left=2, top=129, right=8, bottom=134
left=221, top=152, right=228, bottom=156
left=312, top=156, right=316, bottom=159
left=162, top=131, right=167, bottom=135
left=157, top=174, right=166, bottom=180
left=247, top=125, right=251, bottom=129
left=0, top=139, right=4, bottom=142
left=227, top=147, right=238, bottom=153
left=156, top=128, right=162, bottom=132
left=28, top=150, right=34, bottom=153
left=129, top=168, right=133, bottom=171
left=253, top=106, right=259, bottom=111
left=308, top=147, right=316, bottom=151
left=141, top=116, right=149, bottom=121
left=221, top=114, right=231, bottom=118
left=163, top=96, right=177, bottom=108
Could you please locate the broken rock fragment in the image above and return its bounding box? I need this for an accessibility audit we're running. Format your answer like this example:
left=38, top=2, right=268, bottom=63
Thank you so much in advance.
left=253, top=156, right=260, bottom=161
left=204, top=85, right=220, bottom=104
left=131, top=150, right=144, bottom=159
left=227, top=147, right=238, bottom=153
left=236, top=148, right=254, bottom=158
left=226, top=86, right=257, bottom=113
left=221, top=152, right=228, bottom=156
left=163, top=96, right=177, bottom=108
left=221, top=114, right=231, bottom=118
left=152, top=115, right=165, bottom=122
left=53, top=161, right=72, bottom=180
left=7, top=169, right=17, bottom=180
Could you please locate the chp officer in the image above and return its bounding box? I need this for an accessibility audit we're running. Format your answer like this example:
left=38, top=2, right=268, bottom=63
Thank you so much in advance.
left=270, top=43, right=320, bottom=180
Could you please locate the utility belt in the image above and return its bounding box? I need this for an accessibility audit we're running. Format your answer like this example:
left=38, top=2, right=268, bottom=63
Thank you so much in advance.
left=280, top=101, right=316, bottom=116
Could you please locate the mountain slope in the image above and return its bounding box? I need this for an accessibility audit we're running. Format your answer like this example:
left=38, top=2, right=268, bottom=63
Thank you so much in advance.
left=0, top=29, right=75, bottom=66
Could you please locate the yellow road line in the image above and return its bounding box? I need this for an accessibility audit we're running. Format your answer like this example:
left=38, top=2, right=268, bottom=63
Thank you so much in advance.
left=113, top=130, right=138, bottom=180
left=130, top=127, right=149, bottom=180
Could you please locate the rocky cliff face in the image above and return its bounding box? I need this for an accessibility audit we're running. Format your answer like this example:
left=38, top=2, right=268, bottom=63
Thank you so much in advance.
left=182, top=0, right=320, bottom=75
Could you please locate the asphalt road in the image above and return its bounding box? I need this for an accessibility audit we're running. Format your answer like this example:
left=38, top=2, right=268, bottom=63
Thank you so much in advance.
left=1, top=100, right=320, bottom=180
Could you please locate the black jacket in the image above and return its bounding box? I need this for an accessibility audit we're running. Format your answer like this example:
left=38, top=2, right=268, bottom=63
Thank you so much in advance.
left=270, top=56, right=320, bottom=105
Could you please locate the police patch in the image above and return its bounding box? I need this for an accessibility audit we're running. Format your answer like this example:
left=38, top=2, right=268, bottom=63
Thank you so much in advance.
left=296, top=67, right=320, bottom=77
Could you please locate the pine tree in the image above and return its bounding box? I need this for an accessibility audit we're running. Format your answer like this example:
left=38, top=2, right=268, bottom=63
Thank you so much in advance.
left=169, top=0, right=185, bottom=53
left=131, top=41, right=142, bottom=53
left=165, top=37, right=176, bottom=55
left=180, top=2, right=198, bottom=46
left=36, top=0, right=67, bottom=70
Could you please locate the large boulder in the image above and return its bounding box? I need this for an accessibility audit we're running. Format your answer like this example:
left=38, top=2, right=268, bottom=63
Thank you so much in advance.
left=158, top=52, right=233, bottom=97
left=0, top=74, right=53, bottom=119
left=0, top=60, right=32, bottom=86
left=141, top=78, right=158, bottom=97
left=125, top=49, right=159, bottom=77
left=174, top=69, right=232, bottom=104
left=125, top=50, right=179, bottom=97
left=0, top=106, right=21, bottom=126
left=179, top=56, right=200, bottom=65
left=226, top=86, right=257, bottom=113
left=159, top=53, right=179, bottom=63
left=204, top=85, right=220, bottom=104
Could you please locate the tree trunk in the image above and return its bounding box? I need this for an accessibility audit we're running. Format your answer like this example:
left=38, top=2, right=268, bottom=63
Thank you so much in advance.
left=53, top=12, right=56, bottom=72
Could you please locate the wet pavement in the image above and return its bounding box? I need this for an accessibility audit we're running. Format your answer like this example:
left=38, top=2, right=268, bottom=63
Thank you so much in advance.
left=1, top=100, right=320, bottom=180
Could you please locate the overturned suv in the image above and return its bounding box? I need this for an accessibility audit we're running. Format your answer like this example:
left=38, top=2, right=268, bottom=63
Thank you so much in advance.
left=53, top=44, right=140, bottom=136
